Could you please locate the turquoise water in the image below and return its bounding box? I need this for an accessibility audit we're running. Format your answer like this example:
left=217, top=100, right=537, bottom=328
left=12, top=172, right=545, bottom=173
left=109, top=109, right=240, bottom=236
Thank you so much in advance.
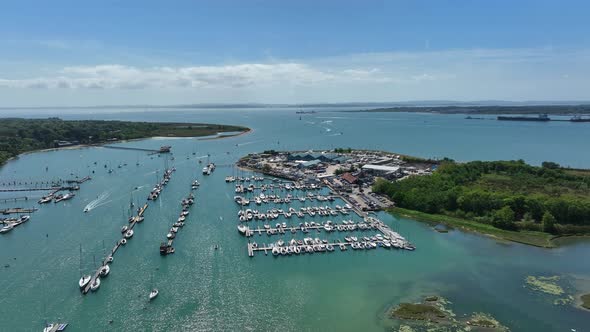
left=1, top=108, right=589, bottom=331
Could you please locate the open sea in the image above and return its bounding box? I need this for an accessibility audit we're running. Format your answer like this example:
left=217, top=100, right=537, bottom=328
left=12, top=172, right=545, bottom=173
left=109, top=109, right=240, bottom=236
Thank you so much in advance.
left=0, top=107, right=589, bottom=331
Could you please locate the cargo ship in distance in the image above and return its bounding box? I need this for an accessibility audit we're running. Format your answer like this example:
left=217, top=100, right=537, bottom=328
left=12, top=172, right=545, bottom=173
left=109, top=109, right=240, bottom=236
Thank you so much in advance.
left=496, top=114, right=590, bottom=122
left=497, top=114, right=550, bottom=121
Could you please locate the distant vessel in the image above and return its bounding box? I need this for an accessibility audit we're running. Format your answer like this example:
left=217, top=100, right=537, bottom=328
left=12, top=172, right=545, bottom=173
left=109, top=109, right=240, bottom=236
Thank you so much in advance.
left=570, top=115, right=590, bottom=122
left=497, top=114, right=550, bottom=121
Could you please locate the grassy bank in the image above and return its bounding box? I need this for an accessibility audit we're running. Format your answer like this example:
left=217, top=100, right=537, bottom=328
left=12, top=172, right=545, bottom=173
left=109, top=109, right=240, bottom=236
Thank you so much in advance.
left=390, top=207, right=556, bottom=248
left=0, top=118, right=250, bottom=166
left=582, top=294, right=590, bottom=310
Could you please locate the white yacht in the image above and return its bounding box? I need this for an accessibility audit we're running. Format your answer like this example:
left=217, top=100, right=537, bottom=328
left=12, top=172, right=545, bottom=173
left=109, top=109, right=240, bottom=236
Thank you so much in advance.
left=78, top=275, right=91, bottom=289
left=99, top=264, right=110, bottom=277
left=149, top=289, right=159, bottom=300
left=237, top=224, right=248, bottom=235
left=90, top=277, right=101, bottom=292
left=0, top=224, right=14, bottom=233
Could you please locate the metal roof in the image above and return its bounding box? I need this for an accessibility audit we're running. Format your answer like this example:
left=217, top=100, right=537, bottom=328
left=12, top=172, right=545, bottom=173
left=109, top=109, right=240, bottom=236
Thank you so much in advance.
left=361, top=164, right=401, bottom=172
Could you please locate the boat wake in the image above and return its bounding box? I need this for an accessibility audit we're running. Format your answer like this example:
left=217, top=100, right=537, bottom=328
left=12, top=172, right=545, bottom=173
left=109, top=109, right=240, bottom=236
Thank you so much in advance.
left=236, top=140, right=262, bottom=147
left=84, top=191, right=111, bottom=212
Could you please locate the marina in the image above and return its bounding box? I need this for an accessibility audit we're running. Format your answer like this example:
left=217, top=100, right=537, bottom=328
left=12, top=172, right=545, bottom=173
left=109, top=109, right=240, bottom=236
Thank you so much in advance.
left=230, top=173, right=415, bottom=257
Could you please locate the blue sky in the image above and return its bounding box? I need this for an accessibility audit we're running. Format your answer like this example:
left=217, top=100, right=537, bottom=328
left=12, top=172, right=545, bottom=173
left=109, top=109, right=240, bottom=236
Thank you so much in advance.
left=1, top=0, right=589, bottom=106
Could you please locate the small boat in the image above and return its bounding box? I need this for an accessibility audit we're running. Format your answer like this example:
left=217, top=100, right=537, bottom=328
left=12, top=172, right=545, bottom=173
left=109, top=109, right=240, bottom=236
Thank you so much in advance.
left=83, top=207, right=89, bottom=213
left=79, top=275, right=91, bottom=289
left=99, top=264, right=110, bottom=277
left=272, top=247, right=280, bottom=256
left=237, top=224, right=248, bottom=235
left=90, top=277, right=101, bottom=291
left=107, top=256, right=114, bottom=263
left=121, top=225, right=129, bottom=233
left=120, top=238, right=127, bottom=245
left=0, top=224, right=14, bottom=233
left=124, top=229, right=134, bottom=239
left=167, top=232, right=175, bottom=239
left=38, top=196, right=53, bottom=204
left=43, top=323, right=68, bottom=332
left=149, top=289, right=159, bottom=300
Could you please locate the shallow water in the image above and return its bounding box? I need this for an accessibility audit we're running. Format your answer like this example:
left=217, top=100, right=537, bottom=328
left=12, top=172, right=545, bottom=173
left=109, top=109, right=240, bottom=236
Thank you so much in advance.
left=0, top=108, right=589, bottom=331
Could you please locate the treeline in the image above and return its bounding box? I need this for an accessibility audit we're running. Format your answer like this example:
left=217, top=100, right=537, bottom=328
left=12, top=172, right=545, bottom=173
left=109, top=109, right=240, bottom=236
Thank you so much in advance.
left=0, top=118, right=247, bottom=165
left=373, top=160, right=590, bottom=234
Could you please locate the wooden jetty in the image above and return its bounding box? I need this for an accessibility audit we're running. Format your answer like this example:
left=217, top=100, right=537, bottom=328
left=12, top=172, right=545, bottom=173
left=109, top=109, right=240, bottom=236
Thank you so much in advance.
left=0, top=196, right=29, bottom=203
left=103, top=145, right=171, bottom=154
left=0, top=185, right=80, bottom=193
left=1, top=207, right=38, bottom=215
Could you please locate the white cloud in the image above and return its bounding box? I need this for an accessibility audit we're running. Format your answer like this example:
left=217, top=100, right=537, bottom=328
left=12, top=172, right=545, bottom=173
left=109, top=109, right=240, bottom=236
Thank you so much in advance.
left=1, top=47, right=590, bottom=106
left=0, top=63, right=390, bottom=90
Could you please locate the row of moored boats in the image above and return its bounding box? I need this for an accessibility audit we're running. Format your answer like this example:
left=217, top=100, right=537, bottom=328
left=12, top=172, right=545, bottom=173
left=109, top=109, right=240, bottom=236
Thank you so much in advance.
left=234, top=182, right=321, bottom=193
left=161, top=191, right=195, bottom=255
left=38, top=192, right=75, bottom=204
left=236, top=205, right=351, bottom=222
left=147, top=168, right=174, bottom=200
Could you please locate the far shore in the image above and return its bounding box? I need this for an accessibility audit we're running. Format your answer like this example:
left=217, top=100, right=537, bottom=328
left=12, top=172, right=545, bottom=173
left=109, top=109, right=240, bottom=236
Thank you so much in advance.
left=1, top=128, right=251, bottom=167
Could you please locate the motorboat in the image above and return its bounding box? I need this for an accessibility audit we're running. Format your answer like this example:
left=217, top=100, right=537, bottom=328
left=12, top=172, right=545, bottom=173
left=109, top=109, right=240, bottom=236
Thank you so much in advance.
left=78, top=275, right=91, bottom=289
left=167, top=232, right=175, bottom=239
left=121, top=225, right=129, bottom=233
left=55, top=193, right=75, bottom=203
left=38, top=195, right=53, bottom=204
left=149, top=289, right=159, bottom=300
left=237, top=224, right=248, bottom=235
left=124, top=230, right=134, bottom=239
left=43, top=323, right=68, bottom=332
left=0, top=224, right=14, bottom=233
left=120, top=238, right=127, bottom=245
left=90, top=277, right=101, bottom=292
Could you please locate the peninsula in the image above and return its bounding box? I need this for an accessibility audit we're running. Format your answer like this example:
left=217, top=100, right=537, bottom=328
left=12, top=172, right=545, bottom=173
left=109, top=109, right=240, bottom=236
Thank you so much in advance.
left=0, top=118, right=249, bottom=165
left=239, top=149, right=590, bottom=248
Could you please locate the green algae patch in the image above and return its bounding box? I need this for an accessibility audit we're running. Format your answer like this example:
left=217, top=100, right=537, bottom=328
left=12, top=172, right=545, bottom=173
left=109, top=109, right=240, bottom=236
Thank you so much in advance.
left=392, top=303, right=447, bottom=321
left=389, top=296, right=507, bottom=331
left=397, top=325, right=416, bottom=332
left=525, top=276, right=564, bottom=295
left=467, top=313, right=505, bottom=329
left=581, top=293, right=590, bottom=310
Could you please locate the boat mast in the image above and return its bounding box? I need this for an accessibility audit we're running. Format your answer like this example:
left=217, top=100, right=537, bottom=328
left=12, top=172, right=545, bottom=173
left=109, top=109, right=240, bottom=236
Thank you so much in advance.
left=79, top=244, right=83, bottom=277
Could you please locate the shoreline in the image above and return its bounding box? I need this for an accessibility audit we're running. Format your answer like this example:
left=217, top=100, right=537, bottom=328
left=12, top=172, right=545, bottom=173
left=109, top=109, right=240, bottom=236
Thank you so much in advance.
left=1, top=128, right=251, bottom=167
left=198, top=128, right=253, bottom=140
left=387, top=207, right=590, bottom=248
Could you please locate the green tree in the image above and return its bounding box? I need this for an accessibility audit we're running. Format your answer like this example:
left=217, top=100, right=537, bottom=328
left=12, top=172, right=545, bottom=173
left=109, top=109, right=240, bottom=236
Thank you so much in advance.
left=493, top=206, right=516, bottom=230
left=541, top=211, right=557, bottom=233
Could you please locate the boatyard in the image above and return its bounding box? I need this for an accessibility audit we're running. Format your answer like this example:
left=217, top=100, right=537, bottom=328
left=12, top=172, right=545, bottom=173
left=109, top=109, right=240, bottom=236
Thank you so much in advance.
left=230, top=151, right=419, bottom=257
